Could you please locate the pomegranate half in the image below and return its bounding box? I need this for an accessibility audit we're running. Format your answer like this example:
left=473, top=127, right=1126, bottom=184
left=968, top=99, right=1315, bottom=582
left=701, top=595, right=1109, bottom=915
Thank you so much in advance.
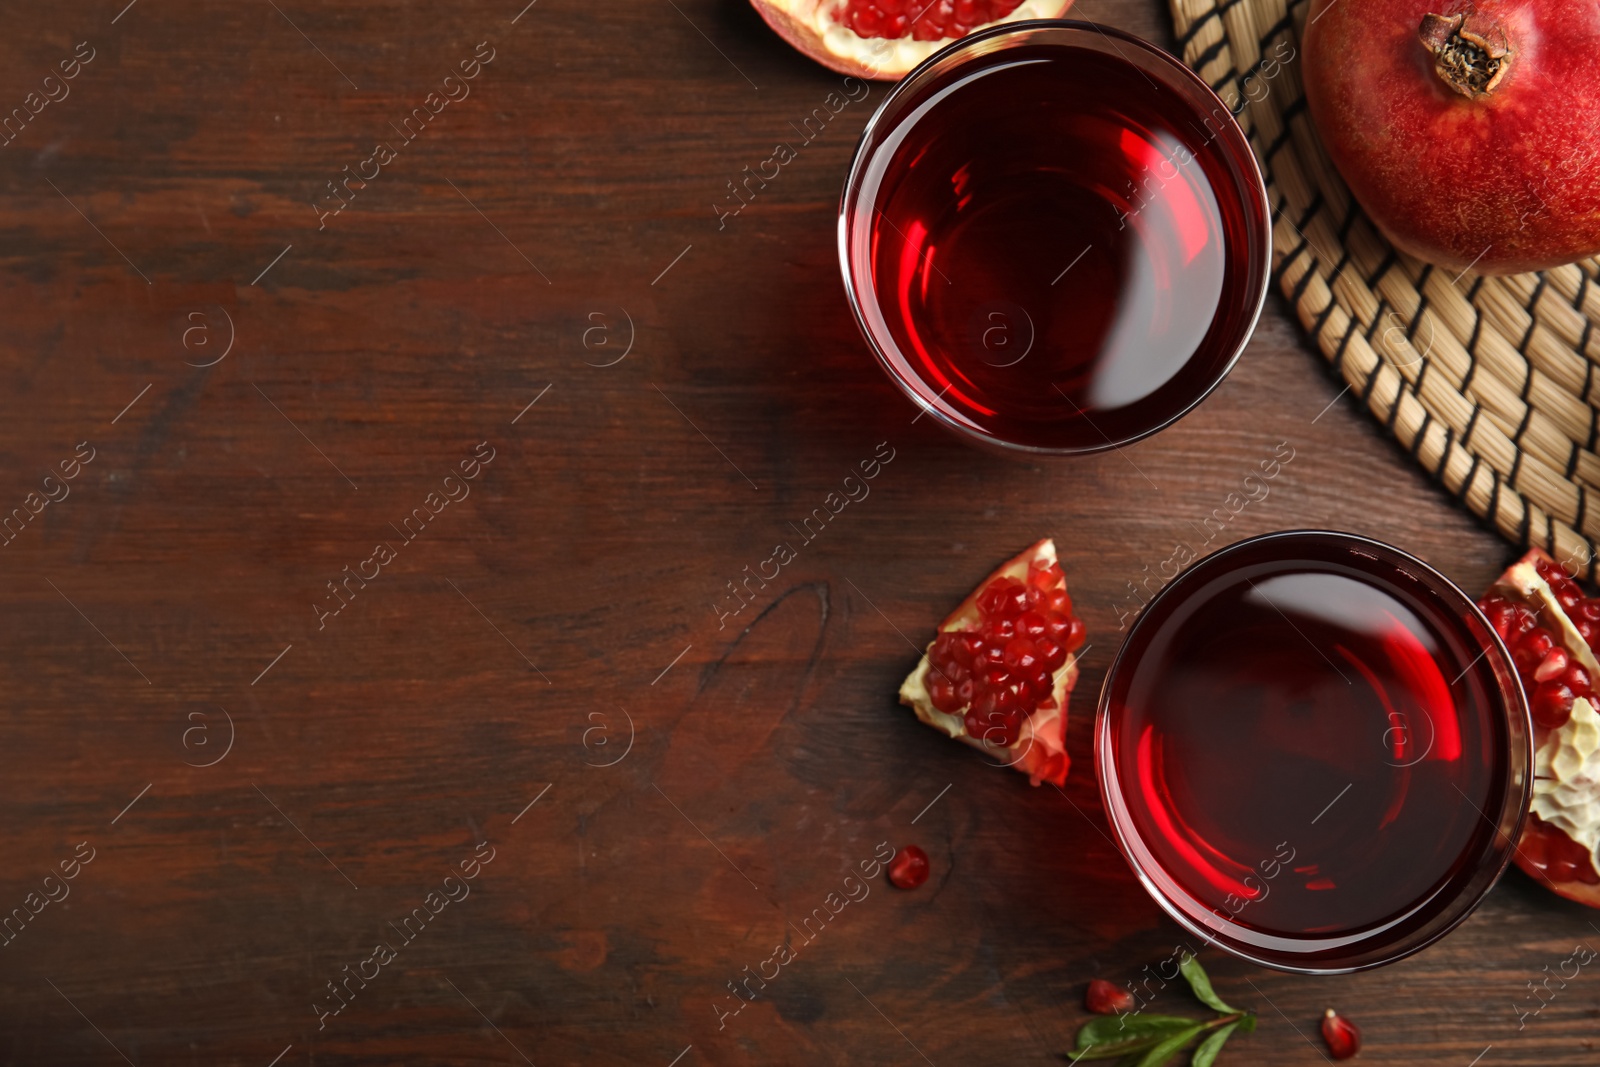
left=898, top=538, right=1083, bottom=786
left=748, top=0, right=1075, bottom=80
left=1480, top=549, right=1600, bottom=907
left=1303, top=0, right=1600, bottom=274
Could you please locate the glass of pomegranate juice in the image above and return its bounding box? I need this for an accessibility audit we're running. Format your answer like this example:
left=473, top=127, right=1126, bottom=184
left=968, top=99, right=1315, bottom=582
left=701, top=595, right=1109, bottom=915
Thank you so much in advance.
left=839, top=20, right=1271, bottom=454
left=1097, top=531, right=1531, bottom=972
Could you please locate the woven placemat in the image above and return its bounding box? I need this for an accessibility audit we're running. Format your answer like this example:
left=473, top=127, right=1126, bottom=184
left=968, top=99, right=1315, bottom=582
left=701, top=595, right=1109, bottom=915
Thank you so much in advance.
left=1166, top=0, right=1600, bottom=578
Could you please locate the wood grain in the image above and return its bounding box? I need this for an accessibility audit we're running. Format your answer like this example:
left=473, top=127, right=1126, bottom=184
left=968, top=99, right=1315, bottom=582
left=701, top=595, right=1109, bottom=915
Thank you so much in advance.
left=0, top=0, right=1591, bottom=1064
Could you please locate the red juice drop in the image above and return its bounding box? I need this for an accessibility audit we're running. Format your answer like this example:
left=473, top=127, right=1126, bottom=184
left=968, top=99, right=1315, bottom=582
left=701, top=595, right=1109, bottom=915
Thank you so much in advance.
left=847, top=38, right=1267, bottom=450
left=1100, top=533, right=1527, bottom=970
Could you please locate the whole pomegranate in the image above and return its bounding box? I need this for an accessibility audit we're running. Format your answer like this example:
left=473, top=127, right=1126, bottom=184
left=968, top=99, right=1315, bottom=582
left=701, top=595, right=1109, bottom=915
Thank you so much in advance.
left=1303, top=0, right=1600, bottom=274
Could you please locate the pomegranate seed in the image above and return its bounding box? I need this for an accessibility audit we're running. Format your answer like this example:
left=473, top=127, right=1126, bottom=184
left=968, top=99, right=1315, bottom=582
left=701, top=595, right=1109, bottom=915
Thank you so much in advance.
left=1063, top=617, right=1087, bottom=652
left=1554, top=840, right=1590, bottom=884
left=1541, top=830, right=1600, bottom=885
left=1321, top=1009, right=1361, bottom=1060
left=1084, top=978, right=1134, bottom=1015
left=1513, top=630, right=1553, bottom=676
left=1535, top=648, right=1571, bottom=682
left=956, top=678, right=975, bottom=706
left=1037, top=637, right=1067, bottom=671
left=1550, top=858, right=1580, bottom=882
left=1560, top=588, right=1582, bottom=612
left=1582, top=600, right=1600, bottom=623
left=1482, top=601, right=1515, bottom=639
left=1519, top=629, right=1554, bottom=656
left=1532, top=681, right=1576, bottom=729
left=998, top=708, right=1024, bottom=745
left=1006, top=721, right=1025, bottom=747
left=887, top=845, right=930, bottom=889
left=1564, top=663, right=1593, bottom=697
left=991, top=617, right=1017, bottom=640
left=928, top=674, right=960, bottom=712
left=1004, top=637, right=1040, bottom=672
left=1512, top=605, right=1539, bottom=635
left=1563, top=832, right=1594, bottom=863
left=1523, top=820, right=1552, bottom=867
left=980, top=644, right=1007, bottom=670
left=1018, top=610, right=1049, bottom=639
left=967, top=711, right=1003, bottom=746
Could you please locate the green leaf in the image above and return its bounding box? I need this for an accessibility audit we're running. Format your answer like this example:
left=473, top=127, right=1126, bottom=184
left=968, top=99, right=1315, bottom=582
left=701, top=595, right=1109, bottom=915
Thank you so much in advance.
left=1066, top=1037, right=1163, bottom=1062
left=1191, top=1022, right=1240, bottom=1067
left=1132, top=1024, right=1206, bottom=1067
left=1178, top=955, right=1237, bottom=1014
left=1070, top=1016, right=1201, bottom=1062
left=1236, top=1013, right=1256, bottom=1034
left=1075, top=1015, right=1197, bottom=1051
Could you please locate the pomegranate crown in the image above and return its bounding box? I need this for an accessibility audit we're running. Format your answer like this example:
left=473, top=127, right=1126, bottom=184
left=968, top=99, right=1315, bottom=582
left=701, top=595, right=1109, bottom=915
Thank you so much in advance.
left=1418, top=10, right=1513, bottom=98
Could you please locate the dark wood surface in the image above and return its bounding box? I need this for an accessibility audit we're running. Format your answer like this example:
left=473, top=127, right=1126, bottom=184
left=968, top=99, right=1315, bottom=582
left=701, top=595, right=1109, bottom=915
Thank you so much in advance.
left=1, top=1, right=1595, bottom=1064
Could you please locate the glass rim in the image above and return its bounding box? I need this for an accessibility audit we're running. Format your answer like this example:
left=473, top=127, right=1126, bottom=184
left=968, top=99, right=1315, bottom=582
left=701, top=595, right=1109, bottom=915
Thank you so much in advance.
left=836, top=18, right=1274, bottom=456
left=1093, top=529, right=1533, bottom=974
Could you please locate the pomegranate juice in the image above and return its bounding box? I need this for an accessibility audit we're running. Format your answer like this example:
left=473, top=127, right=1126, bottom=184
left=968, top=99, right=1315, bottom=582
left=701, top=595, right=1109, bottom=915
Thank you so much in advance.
left=846, top=35, right=1267, bottom=450
left=1100, top=533, right=1527, bottom=970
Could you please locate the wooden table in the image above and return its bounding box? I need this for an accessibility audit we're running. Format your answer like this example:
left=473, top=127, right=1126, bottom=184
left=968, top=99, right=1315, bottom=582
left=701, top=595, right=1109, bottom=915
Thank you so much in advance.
left=0, top=1, right=1592, bottom=1064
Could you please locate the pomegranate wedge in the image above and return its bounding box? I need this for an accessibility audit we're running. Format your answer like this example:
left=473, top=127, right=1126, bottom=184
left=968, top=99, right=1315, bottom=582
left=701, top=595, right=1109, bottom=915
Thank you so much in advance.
left=899, top=538, right=1083, bottom=786
left=1481, top=549, right=1600, bottom=906
left=748, top=0, right=1075, bottom=81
